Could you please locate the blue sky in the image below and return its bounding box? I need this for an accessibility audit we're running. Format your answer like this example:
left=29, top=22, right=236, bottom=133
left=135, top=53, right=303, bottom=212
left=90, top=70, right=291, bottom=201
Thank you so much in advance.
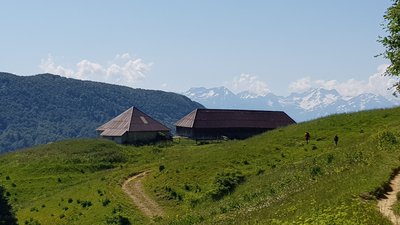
left=0, top=1, right=393, bottom=96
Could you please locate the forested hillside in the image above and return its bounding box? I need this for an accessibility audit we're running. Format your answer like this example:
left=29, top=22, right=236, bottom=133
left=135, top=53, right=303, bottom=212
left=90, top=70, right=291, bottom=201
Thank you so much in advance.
left=0, top=72, right=203, bottom=152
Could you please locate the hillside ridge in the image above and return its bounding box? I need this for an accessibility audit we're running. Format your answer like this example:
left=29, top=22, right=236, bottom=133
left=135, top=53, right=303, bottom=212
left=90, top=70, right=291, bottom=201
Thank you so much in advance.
left=0, top=72, right=203, bottom=152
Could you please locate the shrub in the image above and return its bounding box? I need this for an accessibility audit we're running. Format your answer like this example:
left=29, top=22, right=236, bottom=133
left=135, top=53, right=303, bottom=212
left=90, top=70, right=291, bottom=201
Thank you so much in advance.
left=24, top=218, right=41, bottom=225
left=376, top=130, right=398, bottom=150
left=327, top=154, right=334, bottom=163
left=106, top=214, right=131, bottom=225
left=256, top=169, right=265, bottom=176
left=102, top=198, right=111, bottom=206
left=81, top=200, right=92, bottom=208
left=310, top=166, right=322, bottom=177
left=184, top=184, right=191, bottom=191
left=164, top=214, right=204, bottom=224
left=346, top=151, right=365, bottom=165
left=159, top=165, right=165, bottom=172
left=163, top=186, right=183, bottom=201
left=209, top=171, right=245, bottom=200
left=183, top=192, right=202, bottom=208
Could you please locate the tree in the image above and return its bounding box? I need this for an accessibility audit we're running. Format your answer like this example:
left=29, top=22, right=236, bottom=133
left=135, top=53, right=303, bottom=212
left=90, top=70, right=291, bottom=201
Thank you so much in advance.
left=0, top=186, right=17, bottom=225
left=379, top=0, right=400, bottom=94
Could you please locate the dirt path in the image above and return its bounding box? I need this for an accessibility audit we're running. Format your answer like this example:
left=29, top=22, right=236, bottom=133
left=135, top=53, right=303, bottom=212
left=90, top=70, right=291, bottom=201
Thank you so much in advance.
left=122, top=171, right=164, bottom=219
left=378, top=173, right=400, bottom=225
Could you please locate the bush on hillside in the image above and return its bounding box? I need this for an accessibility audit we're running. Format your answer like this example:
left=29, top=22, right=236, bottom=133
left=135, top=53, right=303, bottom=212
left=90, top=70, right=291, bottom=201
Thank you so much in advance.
left=106, top=214, right=131, bottom=225
left=375, top=130, right=398, bottom=151
left=310, top=166, right=323, bottom=178
left=163, top=186, right=183, bottom=201
left=209, top=171, right=245, bottom=200
left=24, top=218, right=41, bottom=225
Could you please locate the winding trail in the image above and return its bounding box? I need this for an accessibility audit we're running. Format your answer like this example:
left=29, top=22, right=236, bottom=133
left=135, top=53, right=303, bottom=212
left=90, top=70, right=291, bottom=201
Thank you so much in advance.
left=378, top=173, right=400, bottom=225
left=122, top=171, right=164, bottom=219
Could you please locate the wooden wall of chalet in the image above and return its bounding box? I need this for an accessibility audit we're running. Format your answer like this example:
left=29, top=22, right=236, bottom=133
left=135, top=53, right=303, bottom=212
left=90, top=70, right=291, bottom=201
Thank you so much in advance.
left=177, top=127, right=272, bottom=140
left=102, top=131, right=170, bottom=144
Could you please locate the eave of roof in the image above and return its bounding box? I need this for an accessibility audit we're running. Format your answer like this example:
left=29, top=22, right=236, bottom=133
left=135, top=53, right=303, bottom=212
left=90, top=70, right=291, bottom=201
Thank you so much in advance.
left=174, top=109, right=198, bottom=128
left=97, top=107, right=170, bottom=137
left=175, top=108, right=296, bottom=129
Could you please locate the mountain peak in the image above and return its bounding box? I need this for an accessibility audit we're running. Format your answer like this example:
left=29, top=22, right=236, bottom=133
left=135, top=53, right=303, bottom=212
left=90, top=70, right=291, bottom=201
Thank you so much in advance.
left=238, top=90, right=268, bottom=99
left=183, top=86, right=235, bottom=100
left=183, top=86, right=398, bottom=122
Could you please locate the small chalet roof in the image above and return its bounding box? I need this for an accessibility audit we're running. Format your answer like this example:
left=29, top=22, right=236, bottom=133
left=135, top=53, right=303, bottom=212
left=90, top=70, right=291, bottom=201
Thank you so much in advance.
left=175, top=108, right=296, bottom=129
left=97, top=107, right=170, bottom=137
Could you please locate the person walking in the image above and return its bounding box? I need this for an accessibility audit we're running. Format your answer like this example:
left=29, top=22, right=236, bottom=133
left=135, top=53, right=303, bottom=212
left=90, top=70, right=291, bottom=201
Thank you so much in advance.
left=305, top=132, right=310, bottom=144
left=334, top=135, right=339, bottom=146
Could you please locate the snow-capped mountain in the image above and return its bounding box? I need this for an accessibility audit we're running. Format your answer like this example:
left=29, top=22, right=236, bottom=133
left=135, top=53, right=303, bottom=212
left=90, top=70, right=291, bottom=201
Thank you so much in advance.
left=183, top=87, right=400, bottom=122
left=183, top=86, right=235, bottom=100
left=183, top=87, right=240, bottom=109
left=284, top=88, right=342, bottom=111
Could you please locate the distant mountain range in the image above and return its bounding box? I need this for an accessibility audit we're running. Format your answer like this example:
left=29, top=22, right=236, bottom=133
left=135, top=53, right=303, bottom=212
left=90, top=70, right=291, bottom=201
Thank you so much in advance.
left=183, top=86, right=400, bottom=122
left=0, top=72, right=202, bottom=152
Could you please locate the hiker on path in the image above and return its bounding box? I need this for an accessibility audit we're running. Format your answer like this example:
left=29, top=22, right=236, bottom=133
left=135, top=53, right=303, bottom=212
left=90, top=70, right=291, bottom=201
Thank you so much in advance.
left=334, top=135, right=339, bottom=146
left=305, top=132, right=310, bottom=144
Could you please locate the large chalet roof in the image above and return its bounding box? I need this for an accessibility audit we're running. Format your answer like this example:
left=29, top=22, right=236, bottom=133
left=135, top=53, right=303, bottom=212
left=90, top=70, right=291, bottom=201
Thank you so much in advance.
left=97, top=107, right=170, bottom=137
left=175, top=108, right=296, bottom=129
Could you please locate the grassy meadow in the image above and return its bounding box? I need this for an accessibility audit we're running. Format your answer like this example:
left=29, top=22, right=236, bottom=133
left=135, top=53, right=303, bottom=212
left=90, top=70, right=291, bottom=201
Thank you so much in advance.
left=2, top=107, right=400, bottom=224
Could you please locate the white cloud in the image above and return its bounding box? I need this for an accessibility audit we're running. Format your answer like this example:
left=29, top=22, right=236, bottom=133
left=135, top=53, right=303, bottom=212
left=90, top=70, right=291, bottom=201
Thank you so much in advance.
left=288, top=77, right=312, bottom=93
left=288, top=64, right=398, bottom=98
left=39, top=54, right=152, bottom=87
left=227, top=73, right=270, bottom=96
left=366, top=64, right=397, bottom=97
left=39, top=55, right=75, bottom=78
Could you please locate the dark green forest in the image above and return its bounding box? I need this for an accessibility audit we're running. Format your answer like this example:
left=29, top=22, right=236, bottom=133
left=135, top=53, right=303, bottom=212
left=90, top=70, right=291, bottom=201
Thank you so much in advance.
left=0, top=72, right=203, bottom=152
left=0, top=186, right=17, bottom=225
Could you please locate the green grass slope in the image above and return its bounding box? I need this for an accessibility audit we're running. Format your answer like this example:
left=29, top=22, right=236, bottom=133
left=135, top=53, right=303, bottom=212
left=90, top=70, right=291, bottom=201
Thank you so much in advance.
left=1, top=107, right=400, bottom=224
